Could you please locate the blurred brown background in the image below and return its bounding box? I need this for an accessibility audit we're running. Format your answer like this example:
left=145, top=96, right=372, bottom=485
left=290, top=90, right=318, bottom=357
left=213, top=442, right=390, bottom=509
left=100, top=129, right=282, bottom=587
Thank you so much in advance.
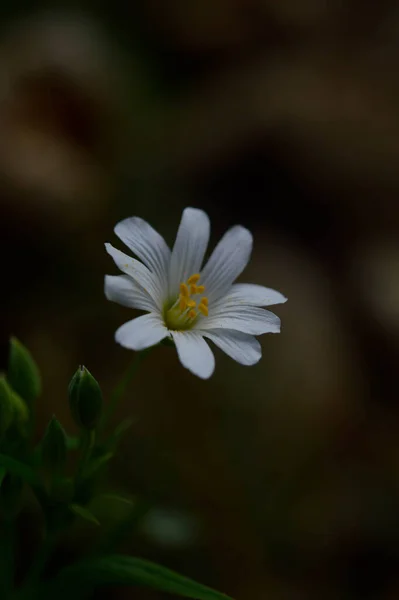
left=3, top=1, right=399, bottom=599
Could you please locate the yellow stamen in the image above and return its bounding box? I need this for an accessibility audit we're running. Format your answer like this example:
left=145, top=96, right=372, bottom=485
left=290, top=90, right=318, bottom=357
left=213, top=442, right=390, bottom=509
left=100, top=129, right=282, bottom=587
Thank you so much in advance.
left=196, top=285, right=205, bottom=294
left=186, top=299, right=196, bottom=308
left=187, top=274, right=201, bottom=285
left=190, top=284, right=198, bottom=295
left=179, top=297, right=187, bottom=312
left=180, top=283, right=189, bottom=297
left=198, top=303, right=208, bottom=316
left=200, top=296, right=208, bottom=306
left=188, top=309, right=196, bottom=319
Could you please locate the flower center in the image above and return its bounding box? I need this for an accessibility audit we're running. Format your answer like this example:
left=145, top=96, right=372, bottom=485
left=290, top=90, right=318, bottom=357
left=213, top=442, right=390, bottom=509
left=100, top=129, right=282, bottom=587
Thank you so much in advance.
left=165, top=273, right=209, bottom=330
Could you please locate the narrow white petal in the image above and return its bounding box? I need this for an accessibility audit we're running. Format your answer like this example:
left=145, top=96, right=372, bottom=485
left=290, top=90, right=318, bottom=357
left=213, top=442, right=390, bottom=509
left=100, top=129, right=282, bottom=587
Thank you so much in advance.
left=105, top=243, right=162, bottom=308
left=199, top=306, right=281, bottom=335
left=105, top=275, right=156, bottom=312
left=114, top=217, right=171, bottom=290
left=169, top=208, right=210, bottom=297
left=171, top=331, right=215, bottom=379
left=115, top=313, right=168, bottom=350
left=218, top=283, right=287, bottom=307
left=201, top=226, right=253, bottom=302
left=201, top=329, right=262, bottom=366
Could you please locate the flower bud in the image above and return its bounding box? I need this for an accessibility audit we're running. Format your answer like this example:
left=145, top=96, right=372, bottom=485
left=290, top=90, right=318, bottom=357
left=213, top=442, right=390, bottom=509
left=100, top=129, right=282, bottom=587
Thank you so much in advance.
left=0, top=376, right=14, bottom=437
left=68, top=366, right=102, bottom=430
left=8, top=337, right=41, bottom=405
left=41, top=416, right=67, bottom=473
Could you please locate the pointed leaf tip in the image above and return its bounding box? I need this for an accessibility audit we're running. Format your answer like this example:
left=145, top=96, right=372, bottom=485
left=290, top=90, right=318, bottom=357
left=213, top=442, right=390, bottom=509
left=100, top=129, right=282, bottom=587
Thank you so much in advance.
left=70, top=504, right=100, bottom=526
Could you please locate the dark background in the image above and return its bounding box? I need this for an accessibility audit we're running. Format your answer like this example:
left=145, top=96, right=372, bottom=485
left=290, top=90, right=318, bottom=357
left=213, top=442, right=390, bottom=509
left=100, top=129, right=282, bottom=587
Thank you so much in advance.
left=2, top=2, right=399, bottom=598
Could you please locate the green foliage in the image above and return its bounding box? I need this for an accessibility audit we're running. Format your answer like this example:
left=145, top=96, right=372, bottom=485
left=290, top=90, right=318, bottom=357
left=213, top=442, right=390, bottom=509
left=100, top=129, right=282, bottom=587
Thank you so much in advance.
left=8, top=337, right=41, bottom=406
left=0, top=338, right=232, bottom=600
left=0, top=454, right=41, bottom=488
left=68, top=366, right=103, bottom=430
left=69, top=504, right=100, bottom=526
left=0, top=376, right=14, bottom=437
left=54, top=555, right=233, bottom=600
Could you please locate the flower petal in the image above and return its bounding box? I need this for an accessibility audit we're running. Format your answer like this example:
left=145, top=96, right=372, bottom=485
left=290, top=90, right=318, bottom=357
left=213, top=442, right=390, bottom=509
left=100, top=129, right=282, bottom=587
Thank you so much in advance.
left=171, top=331, right=215, bottom=379
left=201, top=329, right=261, bottom=366
left=105, top=275, right=156, bottom=312
left=105, top=243, right=162, bottom=308
left=115, top=313, right=168, bottom=350
left=169, top=208, right=210, bottom=297
left=114, top=217, right=171, bottom=290
left=201, top=226, right=252, bottom=302
left=219, top=283, right=287, bottom=307
left=199, top=306, right=281, bottom=335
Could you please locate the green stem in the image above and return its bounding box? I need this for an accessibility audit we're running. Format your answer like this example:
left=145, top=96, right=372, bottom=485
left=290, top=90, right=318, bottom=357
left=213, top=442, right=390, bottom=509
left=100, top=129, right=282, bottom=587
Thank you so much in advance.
left=77, top=430, right=96, bottom=481
left=99, top=349, right=151, bottom=434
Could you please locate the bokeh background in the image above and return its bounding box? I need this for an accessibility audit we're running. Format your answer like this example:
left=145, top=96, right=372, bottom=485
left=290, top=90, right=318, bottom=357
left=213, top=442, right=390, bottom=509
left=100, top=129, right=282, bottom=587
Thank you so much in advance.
left=3, top=2, right=399, bottom=598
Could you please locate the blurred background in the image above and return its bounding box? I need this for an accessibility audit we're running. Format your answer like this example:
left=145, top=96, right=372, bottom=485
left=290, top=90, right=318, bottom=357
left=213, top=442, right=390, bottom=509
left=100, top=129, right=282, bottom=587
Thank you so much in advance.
left=2, top=1, right=399, bottom=598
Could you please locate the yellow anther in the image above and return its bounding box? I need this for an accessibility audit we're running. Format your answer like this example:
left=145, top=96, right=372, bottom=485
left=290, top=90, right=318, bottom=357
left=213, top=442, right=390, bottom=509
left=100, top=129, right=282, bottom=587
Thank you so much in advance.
left=186, top=299, right=196, bottom=308
left=179, top=297, right=187, bottom=312
left=196, top=285, right=205, bottom=294
left=198, top=303, right=208, bottom=316
left=190, top=284, right=198, bottom=295
left=180, top=283, right=189, bottom=297
left=188, top=309, right=196, bottom=319
left=187, top=274, right=201, bottom=285
left=200, top=296, right=208, bottom=306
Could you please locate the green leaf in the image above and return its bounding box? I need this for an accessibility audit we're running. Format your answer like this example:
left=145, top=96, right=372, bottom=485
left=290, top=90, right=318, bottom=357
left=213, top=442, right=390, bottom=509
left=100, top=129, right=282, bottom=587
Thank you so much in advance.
left=0, top=454, right=41, bottom=487
left=69, top=504, right=100, bottom=526
left=105, top=418, right=135, bottom=450
left=56, top=555, right=234, bottom=599
left=84, top=452, right=114, bottom=479
left=8, top=337, right=41, bottom=405
left=0, top=377, right=15, bottom=437
left=98, top=493, right=135, bottom=506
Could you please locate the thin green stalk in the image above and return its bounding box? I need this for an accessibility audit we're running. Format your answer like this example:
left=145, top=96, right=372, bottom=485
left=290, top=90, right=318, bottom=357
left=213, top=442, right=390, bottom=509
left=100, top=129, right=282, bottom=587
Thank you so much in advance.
left=77, top=430, right=96, bottom=481
left=99, top=349, right=151, bottom=434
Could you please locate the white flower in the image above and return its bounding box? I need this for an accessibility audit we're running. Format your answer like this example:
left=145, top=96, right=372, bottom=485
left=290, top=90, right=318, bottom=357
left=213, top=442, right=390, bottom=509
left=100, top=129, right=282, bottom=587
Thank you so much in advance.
left=105, top=207, right=287, bottom=379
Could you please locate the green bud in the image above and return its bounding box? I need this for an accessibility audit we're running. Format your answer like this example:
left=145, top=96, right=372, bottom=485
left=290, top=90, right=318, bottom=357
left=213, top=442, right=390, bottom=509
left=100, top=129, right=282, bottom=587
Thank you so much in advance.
left=10, top=390, right=29, bottom=426
left=41, top=416, right=67, bottom=473
left=0, top=376, right=29, bottom=441
left=0, top=376, right=15, bottom=437
left=8, top=337, right=41, bottom=405
left=68, top=366, right=103, bottom=430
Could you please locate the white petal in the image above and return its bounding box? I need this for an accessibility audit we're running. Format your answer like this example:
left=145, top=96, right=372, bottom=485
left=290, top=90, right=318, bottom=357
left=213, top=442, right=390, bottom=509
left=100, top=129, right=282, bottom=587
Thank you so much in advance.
left=199, top=306, right=281, bottom=335
left=105, top=243, right=162, bottom=308
left=219, top=283, right=287, bottom=307
left=104, top=275, right=156, bottom=312
left=201, top=329, right=261, bottom=366
left=169, top=208, right=210, bottom=297
left=171, top=331, right=215, bottom=379
left=201, top=226, right=252, bottom=302
left=114, top=217, right=171, bottom=290
left=115, top=313, right=168, bottom=350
